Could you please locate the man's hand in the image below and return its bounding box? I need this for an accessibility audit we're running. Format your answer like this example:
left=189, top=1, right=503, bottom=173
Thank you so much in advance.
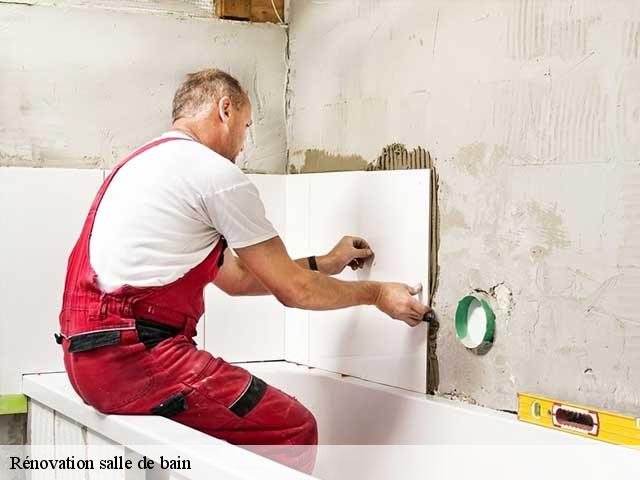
left=319, top=236, right=374, bottom=276
left=374, top=283, right=430, bottom=327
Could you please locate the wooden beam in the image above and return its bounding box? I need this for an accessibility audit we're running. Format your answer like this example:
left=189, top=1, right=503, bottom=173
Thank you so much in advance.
left=215, top=0, right=251, bottom=20
left=251, top=0, right=285, bottom=24
left=216, top=0, right=285, bottom=24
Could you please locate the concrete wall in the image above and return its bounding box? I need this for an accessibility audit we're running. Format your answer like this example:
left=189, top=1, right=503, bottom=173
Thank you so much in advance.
left=0, top=414, right=26, bottom=480
left=0, top=0, right=287, bottom=172
left=287, top=0, right=640, bottom=413
left=0, top=414, right=26, bottom=445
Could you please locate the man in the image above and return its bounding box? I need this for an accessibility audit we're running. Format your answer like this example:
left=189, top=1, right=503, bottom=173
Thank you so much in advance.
left=57, top=69, right=429, bottom=474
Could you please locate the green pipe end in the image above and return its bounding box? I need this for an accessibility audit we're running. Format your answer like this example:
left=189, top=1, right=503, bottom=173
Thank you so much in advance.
left=455, top=295, right=496, bottom=352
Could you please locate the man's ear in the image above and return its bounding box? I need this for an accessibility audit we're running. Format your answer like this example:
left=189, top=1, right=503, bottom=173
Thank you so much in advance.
left=218, top=96, right=231, bottom=124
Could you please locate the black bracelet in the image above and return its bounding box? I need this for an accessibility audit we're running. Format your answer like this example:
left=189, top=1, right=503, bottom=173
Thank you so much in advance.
left=308, top=255, right=319, bottom=271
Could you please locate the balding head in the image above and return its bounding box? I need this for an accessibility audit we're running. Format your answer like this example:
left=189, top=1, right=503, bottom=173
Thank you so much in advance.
left=171, top=69, right=253, bottom=162
left=172, top=69, right=248, bottom=122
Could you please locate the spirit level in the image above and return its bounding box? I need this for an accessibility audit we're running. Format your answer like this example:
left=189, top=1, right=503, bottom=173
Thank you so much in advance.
left=518, top=393, right=640, bottom=448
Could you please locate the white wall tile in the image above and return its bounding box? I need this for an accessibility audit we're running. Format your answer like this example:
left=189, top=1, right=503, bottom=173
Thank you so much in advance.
left=3, top=168, right=429, bottom=391
left=204, top=285, right=285, bottom=362
left=284, top=175, right=310, bottom=258
left=301, top=170, right=431, bottom=393
left=0, top=167, right=104, bottom=393
left=306, top=171, right=431, bottom=295
left=284, top=308, right=309, bottom=365
left=284, top=175, right=311, bottom=363
left=204, top=175, right=287, bottom=362
left=247, top=174, right=287, bottom=236
left=208, top=170, right=430, bottom=386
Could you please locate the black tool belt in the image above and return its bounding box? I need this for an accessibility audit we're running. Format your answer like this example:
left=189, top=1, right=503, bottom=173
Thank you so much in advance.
left=55, top=318, right=181, bottom=353
left=134, top=318, right=181, bottom=349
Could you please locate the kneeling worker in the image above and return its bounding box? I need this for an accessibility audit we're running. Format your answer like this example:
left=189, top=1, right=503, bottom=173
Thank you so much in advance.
left=56, top=69, right=430, bottom=474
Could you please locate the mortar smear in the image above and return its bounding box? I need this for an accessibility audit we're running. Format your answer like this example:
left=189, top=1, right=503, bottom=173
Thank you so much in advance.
left=299, top=149, right=368, bottom=173
left=367, top=144, right=431, bottom=171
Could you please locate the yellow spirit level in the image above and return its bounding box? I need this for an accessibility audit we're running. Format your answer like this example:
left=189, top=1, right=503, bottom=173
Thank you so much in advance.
left=518, top=393, right=640, bottom=447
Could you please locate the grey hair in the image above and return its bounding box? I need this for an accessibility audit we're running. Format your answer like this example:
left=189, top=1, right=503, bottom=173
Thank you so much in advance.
left=172, top=68, right=247, bottom=121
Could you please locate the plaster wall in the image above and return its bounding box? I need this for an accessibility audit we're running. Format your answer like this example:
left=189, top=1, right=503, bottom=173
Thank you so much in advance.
left=287, top=0, right=640, bottom=413
left=0, top=0, right=288, bottom=172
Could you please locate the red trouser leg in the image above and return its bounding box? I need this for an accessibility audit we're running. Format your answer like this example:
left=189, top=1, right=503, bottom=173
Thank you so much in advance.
left=170, top=359, right=318, bottom=474
left=64, top=332, right=318, bottom=475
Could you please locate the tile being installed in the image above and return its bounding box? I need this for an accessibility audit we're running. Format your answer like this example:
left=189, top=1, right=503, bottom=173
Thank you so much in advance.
left=204, top=174, right=287, bottom=361
left=0, top=167, right=104, bottom=393
left=304, top=170, right=431, bottom=393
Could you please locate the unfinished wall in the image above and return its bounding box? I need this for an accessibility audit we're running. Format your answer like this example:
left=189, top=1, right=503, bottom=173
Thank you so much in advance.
left=186, top=0, right=214, bottom=11
left=0, top=0, right=287, bottom=172
left=0, top=415, right=26, bottom=445
left=287, top=0, right=640, bottom=413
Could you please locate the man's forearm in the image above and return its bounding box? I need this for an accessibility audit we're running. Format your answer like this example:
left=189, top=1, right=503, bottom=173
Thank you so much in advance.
left=239, top=257, right=380, bottom=308
left=238, top=255, right=335, bottom=296
left=233, top=236, right=382, bottom=311
left=283, top=269, right=382, bottom=311
left=232, top=236, right=427, bottom=324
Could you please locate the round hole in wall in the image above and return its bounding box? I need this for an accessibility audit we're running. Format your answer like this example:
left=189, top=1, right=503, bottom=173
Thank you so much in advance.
left=455, top=295, right=495, bottom=353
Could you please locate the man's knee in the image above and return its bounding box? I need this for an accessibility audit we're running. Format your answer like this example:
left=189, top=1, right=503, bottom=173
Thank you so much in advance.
left=299, top=408, right=318, bottom=445
left=286, top=407, right=318, bottom=475
left=273, top=389, right=318, bottom=445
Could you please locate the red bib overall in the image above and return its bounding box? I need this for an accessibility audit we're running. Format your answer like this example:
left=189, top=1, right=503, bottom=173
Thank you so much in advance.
left=57, top=137, right=317, bottom=474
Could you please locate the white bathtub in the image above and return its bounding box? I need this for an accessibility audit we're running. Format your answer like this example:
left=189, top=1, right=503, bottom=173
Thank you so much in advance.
left=23, top=361, right=639, bottom=480
left=237, top=361, right=639, bottom=480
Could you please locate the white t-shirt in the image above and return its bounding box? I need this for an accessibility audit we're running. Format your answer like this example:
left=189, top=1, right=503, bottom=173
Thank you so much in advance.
left=90, top=131, right=278, bottom=293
